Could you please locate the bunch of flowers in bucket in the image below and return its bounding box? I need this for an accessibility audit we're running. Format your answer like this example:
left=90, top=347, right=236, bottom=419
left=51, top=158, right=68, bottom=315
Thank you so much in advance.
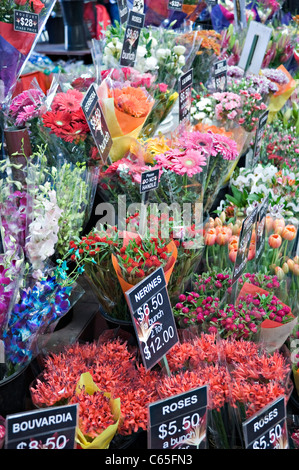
left=99, top=67, right=179, bottom=141
left=173, top=285, right=295, bottom=346
left=98, top=129, right=210, bottom=211
left=69, top=224, right=177, bottom=321
left=124, top=209, right=205, bottom=303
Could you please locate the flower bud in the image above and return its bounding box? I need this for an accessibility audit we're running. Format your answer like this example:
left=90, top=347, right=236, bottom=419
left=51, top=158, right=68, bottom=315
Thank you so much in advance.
left=214, top=217, right=222, bottom=227
left=282, top=224, right=297, bottom=241
left=293, top=264, right=299, bottom=276
left=273, top=218, right=285, bottom=235
left=268, top=233, right=282, bottom=249
left=220, top=211, right=226, bottom=223
left=216, top=227, right=232, bottom=245
left=204, top=228, right=217, bottom=246
left=275, top=266, right=285, bottom=281
left=229, top=248, right=238, bottom=263
left=287, top=259, right=294, bottom=272
left=282, top=262, right=289, bottom=274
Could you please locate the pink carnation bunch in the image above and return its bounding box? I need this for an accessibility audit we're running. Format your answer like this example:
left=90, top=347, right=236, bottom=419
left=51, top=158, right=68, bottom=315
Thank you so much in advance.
left=212, top=91, right=242, bottom=122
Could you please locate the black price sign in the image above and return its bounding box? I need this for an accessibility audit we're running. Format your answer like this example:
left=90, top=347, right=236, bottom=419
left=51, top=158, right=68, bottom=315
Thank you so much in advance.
left=148, top=386, right=208, bottom=449
left=231, top=205, right=258, bottom=286
left=81, top=84, right=112, bottom=164
left=125, top=267, right=179, bottom=371
left=206, top=0, right=218, bottom=5
left=213, top=59, right=227, bottom=92
left=120, top=10, right=145, bottom=67
left=5, top=404, right=78, bottom=449
left=14, top=10, right=38, bottom=34
left=255, top=196, right=269, bottom=264
left=179, top=69, right=193, bottom=123
left=117, top=0, right=128, bottom=24
left=243, top=396, right=287, bottom=449
left=252, top=110, right=269, bottom=167
left=168, top=0, right=183, bottom=11
left=140, top=169, right=159, bottom=194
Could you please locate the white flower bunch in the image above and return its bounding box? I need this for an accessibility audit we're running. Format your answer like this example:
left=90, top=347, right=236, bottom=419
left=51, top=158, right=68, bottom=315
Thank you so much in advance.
left=191, top=96, right=214, bottom=122
left=102, top=23, right=188, bottom=85
left=26, top=185, right=63, bottom=271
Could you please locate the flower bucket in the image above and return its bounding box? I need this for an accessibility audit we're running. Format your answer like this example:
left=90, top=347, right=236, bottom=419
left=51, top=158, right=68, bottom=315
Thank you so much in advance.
left=60, top=0, right=88, bottom=51
left=0, top=363, right=30, bottom=417
left=97, top=79, right=155, bottom=161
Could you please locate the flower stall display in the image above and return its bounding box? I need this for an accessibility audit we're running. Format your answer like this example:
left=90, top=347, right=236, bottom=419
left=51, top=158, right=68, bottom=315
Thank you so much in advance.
left=0, top=0, right=298, bottom=451
left=30, top=332, right=293, bottom=449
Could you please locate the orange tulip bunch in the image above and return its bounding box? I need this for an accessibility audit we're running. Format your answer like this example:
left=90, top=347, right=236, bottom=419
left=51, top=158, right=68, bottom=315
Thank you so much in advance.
left=203, top=213, right=255, bottom=271
left=264, top=217, right=297, bottom=269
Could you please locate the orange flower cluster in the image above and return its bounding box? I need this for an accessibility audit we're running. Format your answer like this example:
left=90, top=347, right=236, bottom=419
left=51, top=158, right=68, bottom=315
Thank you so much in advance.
left=30, top=339, right=160, bottom=436
left=203, top=215, right=252, bottom=265
left=70, top=389, right=116, bottom=439
left=179, top=30, right=221, bottom=57
left=108, top=86, right=151, bottom=118
left=30, top=332, right=291, bottom=443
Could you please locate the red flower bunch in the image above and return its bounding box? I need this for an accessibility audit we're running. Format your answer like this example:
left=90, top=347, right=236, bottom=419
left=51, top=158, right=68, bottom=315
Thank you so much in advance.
left=70, top=389, right=116, bottom=439
left=30, top=333, right=292, bottom=447
left=115, top=235, right=173, bottom=284
left=71, top=77, right=96, bottom=92
left=42, top=89, right=90, bottom=143
left=69, top=226, right=120, bottom=262
left=160, top=333, right=291, bottom=418
left=30, top=338, right=161, bottom=436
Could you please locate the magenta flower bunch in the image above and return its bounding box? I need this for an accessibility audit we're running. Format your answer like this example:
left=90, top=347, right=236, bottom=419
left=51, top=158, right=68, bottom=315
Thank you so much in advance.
left=8, top=88, right=45, bottom=127
left=173, top=289, right=293, bottom=341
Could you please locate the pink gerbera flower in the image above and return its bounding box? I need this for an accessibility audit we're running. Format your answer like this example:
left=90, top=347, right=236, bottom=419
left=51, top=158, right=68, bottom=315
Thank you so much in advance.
left=180, top=131, right=213, bottom=154
left=51, top=89, right=84, bottom=113
left=15, top=104, right=40, bottom=126
left=171, top=149, right=207, bottom=177
left=209, top=132, right=239, bottom=161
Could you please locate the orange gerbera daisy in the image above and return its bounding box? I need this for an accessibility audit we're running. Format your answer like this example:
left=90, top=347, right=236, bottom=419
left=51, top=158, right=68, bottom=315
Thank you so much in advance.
left=109, top=86, right=151, bottom=118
